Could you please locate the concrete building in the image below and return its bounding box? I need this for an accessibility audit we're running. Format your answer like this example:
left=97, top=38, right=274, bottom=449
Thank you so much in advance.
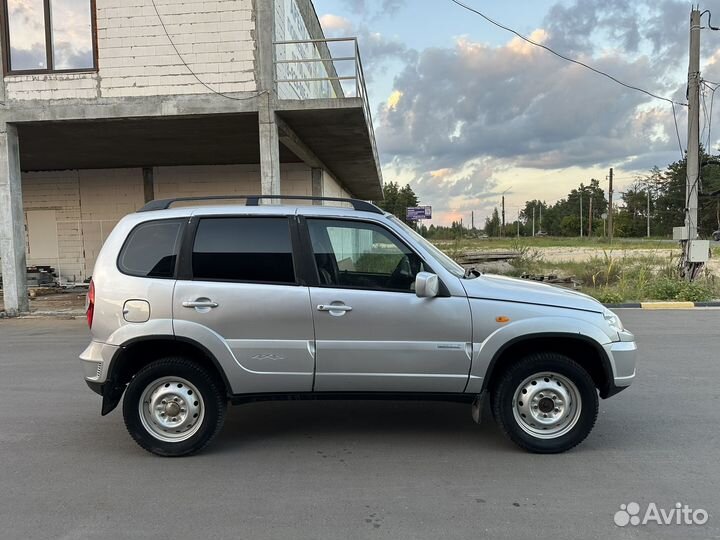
left=0, top=0, right=382, bottom=314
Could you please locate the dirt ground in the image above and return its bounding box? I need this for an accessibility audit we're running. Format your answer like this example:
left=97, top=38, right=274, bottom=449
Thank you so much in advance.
left=0, top=287, right=86, bottom=316
left=520, top=246, right=720, bottom=274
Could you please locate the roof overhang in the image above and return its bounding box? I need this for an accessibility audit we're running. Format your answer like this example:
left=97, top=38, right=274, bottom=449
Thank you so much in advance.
left=15, top=113, right=302, bottom=170
left=276, top=98, right=383, bottom=200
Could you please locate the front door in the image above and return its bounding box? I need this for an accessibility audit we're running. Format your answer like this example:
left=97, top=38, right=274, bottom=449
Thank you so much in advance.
left=173, top=216, right=315, bottom=394
left=305, top=218, right=472, bottom=393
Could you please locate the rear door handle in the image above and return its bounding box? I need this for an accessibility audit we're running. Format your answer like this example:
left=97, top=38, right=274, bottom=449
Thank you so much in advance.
left=317, top=304, right=352, bottom=312
left=182, top=300, right=219, bottom=309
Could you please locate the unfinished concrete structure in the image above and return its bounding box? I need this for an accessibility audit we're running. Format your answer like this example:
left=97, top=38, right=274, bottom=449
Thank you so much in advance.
left=0, top=0, right=382, bottom=314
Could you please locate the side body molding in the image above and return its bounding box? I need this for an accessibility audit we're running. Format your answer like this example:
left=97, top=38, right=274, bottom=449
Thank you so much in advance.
left=172, top=320, right=315, bottom=394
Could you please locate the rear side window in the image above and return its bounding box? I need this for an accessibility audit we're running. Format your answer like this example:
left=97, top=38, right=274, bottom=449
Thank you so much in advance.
left=118, top=219, right=183, bottom=278
left=192, top=217, right=296, bottom=284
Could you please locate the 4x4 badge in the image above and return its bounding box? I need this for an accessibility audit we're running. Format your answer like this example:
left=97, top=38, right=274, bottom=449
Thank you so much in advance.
left=251, top=354, right=285, bottom=361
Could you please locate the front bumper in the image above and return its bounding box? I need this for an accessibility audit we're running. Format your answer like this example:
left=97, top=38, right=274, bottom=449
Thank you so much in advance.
left=602, top=330, right=637, bottom=396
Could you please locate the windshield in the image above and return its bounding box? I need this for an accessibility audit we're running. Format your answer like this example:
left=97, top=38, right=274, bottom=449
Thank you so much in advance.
left=389, top=216, right=467, bottom=278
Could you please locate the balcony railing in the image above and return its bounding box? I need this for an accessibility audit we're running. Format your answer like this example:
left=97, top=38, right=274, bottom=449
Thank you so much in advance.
left=273, top=37, right=376, bottom=146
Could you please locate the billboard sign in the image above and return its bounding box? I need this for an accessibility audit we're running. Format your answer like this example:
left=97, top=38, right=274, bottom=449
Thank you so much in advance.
left=406, top=206, right=433, bottom=221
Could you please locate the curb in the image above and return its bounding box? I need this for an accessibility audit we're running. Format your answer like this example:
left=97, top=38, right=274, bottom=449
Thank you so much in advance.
left=0, top=310, right=83, bottom=319
left=604, top=301, right=720, bottom=309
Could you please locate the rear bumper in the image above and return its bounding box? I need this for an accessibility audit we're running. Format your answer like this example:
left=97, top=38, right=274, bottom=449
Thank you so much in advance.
left=79, top=341, right=118, bottom=384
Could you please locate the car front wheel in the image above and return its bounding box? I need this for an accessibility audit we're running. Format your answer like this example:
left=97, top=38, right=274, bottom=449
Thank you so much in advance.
left=123, top=357, right=227, bottom=457
left=491, top=353, right=599, bottom=453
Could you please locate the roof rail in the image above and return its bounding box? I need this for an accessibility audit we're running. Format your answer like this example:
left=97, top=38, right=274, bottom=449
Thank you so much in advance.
left=137, top=195, right=384, bottom=214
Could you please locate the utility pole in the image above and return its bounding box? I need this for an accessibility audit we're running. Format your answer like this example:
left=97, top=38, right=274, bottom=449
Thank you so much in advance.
left=501, top=197, right=505, bottom=237
left=517, top=209, right=520, bottom=238
left=588, top=197, right=593, bottom=237
left=500, top=187, right=512, bottom=238
left=685, top=8, right=701, bottom=249
left=532, top=206, right=536, bottom=237
left=608, top=168, right=614, bottom=242
left=647, top=187, right=651, bottom=238
left=471, top=211, right=474, bottom=231
left=539, top=204, right=543, bottom=233
left=580, top=194, right=583, bottom=238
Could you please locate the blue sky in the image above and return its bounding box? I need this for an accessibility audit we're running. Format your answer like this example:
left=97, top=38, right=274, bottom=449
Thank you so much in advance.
left=311, top=0, right=720, bottom=226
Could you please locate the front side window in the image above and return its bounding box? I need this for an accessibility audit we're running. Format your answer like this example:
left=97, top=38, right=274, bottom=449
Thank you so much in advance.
left=3, top=0, right=96, bottom=73
left=192, top=218, right=296, bottom=284
left=118, top=219, right=183, bottom=279
left=307, top=219, right=427, bottom=293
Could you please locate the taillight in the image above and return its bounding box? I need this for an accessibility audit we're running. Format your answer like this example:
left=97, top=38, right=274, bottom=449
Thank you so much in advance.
left=86, top=280, right=95, bottom=329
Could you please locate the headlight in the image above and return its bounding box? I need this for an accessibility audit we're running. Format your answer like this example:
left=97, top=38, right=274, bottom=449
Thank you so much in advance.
left=603, top=308, right=624, bottom=331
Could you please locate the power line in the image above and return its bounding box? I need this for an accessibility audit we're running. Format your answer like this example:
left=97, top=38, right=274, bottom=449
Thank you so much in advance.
left=447, top=0, right=687, bottom=160
left=448, top=0, right=687, bottom=107
left=150, top=0, right=267, bottom=101
left=701, top=80, right=718, bottom=151
left=670, top=102, right=685, bottom=159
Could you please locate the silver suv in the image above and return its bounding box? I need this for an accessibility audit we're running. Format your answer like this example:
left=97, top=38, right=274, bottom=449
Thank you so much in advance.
left=80, top=195, right=636, bottom=456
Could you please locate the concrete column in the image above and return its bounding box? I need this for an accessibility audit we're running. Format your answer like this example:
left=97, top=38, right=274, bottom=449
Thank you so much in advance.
left=311, top=168, right=323, bottom=204
left=0, top=124, right=29, bottom=314
left=254, top=0, right=276, bottom=94
left=259, top=106, right=281, bottom=196
left=142, top=167, right=155, bottom=203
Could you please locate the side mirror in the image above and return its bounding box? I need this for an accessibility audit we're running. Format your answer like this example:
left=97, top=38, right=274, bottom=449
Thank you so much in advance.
left=415, top=272, right=440, bottom=298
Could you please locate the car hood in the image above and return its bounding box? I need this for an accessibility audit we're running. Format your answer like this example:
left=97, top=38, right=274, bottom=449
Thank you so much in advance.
left=461, top=274, right=604, bottom=313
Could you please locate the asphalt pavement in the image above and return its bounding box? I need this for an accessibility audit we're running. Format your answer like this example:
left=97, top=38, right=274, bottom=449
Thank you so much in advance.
left=1, top=311, right=718, bottom=540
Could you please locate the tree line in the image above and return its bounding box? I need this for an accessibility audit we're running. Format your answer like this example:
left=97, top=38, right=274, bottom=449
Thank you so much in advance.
left=375, top=150, right=720, bottom=239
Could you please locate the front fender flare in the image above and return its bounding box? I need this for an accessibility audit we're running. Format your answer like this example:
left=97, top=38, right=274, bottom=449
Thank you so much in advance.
left=467, top=316, right=613, bottom=394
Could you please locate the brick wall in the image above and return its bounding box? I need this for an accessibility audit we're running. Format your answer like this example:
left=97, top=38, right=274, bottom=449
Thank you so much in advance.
left=5, top=0, right=257, bottom=101
left=78, top=168, right=146, bottom=274
left=20, top=164, right=313, bottom=280
left=22, top=171, right=85, bottom=281
left=321, top=171, right=350, bottom=198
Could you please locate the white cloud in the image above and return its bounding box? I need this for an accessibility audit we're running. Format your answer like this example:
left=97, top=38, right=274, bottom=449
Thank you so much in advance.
left=319, top=14, right=353, bottom=34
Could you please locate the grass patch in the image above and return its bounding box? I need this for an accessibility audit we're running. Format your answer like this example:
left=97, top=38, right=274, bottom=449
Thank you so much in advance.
left=541, top=252, right=718, bottom=302
left=432, top=236, right=674, bottom=251
left=442, top=238, right=720, bottom=303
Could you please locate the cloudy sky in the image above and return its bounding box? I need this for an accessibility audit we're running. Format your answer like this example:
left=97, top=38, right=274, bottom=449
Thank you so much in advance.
left=313, top=0, right=720, bottom=226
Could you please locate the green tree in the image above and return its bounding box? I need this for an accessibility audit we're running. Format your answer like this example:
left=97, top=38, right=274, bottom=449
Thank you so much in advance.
left=373, top=182, right=420, bottom=224
left=520, top=200, right=548, bottom=235
left=484, top=208, right=501, bottom=237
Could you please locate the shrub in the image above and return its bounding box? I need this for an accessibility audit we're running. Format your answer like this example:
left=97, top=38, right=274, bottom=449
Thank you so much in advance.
left=647, top=277, right=716, bottom=302
left=591, top=288, right=625, bottom=305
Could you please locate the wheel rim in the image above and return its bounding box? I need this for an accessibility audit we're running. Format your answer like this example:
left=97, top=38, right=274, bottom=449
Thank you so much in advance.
left=512, top=372, right=582, bottom=439
left=138, top=376, right=205, bottom=443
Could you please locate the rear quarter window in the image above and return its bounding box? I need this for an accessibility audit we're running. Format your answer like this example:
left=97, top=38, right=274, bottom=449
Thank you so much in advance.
left=117, top=219, right=184, bottom=278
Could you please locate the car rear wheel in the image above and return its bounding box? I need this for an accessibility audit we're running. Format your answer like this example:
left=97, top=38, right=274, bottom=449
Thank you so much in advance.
left=491, top=352, right=598, bottom=453
left=123, top=357, right=227, bottom=457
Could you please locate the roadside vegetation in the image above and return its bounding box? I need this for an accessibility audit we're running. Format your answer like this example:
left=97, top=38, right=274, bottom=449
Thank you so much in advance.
left=372, top=155, right=720, bottom=302
left=438, top=237, right=720, bottom=303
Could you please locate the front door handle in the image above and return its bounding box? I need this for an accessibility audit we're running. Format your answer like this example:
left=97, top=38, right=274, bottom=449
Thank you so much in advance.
left=182, top=300, right=219, bottom=309
left=317, top=304, right=353, bottom=313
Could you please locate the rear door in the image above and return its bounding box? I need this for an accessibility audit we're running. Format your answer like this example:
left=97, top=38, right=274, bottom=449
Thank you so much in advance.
left=304, top=218, right=473, bottom=393
left=172, top=215, right=315, bottom=393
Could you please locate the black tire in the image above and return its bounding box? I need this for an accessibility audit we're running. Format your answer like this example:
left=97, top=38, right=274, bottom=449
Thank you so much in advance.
left=123, top=357, right=227, bottom=457
left=490, top=352, right=598, bottom=454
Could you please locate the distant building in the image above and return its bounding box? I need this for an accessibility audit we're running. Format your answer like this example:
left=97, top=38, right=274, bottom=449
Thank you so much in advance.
left=0, top=0, right=382, bottom=313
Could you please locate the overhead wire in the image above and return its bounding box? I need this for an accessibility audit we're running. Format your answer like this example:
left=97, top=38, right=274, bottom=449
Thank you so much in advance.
left=701, top=80, right=719, bottom=152
left=447, top=0, right=687, bottom=159
left=150, top=0, right=267, bottom=101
